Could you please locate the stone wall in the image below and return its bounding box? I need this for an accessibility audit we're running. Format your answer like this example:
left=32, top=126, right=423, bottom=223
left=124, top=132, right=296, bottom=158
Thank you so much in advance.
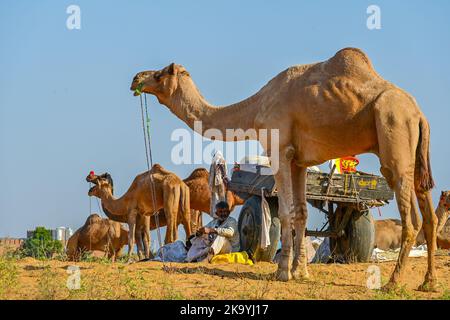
left=0, top=238, right=24, bottom=256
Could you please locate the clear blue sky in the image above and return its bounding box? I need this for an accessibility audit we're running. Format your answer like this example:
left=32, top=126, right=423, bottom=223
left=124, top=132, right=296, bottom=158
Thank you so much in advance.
left=1, top=1, right=449, bottom=243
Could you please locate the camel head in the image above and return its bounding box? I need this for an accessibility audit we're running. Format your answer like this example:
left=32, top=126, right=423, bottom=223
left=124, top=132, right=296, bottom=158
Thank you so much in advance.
left=130, top=63, right=190, bottom=103
left=440, top=191, right=450, bottom=210
left=86, top=172, right=114, bottom=198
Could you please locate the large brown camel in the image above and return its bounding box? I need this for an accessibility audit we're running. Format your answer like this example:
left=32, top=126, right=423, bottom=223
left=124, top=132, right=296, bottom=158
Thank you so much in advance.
left=86, top=164, right=191, bottom=259
left=66, top=214, right=128, bottom=262
left=131, top=48, right=437, bottom=291
left=375, top=191, right=450, bottom=250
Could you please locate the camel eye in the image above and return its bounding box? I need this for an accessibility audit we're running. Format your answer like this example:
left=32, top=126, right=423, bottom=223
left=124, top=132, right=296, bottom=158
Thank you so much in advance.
left=154, top=73, right=162, bottom=81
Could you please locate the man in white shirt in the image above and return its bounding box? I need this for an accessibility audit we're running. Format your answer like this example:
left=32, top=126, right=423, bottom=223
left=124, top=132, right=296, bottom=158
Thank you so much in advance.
left=186, top=201, right=240, bottom=262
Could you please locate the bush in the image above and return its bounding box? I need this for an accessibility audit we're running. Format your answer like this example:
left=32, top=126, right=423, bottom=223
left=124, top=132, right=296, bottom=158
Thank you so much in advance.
left=22, top=227, right=63, bottom=259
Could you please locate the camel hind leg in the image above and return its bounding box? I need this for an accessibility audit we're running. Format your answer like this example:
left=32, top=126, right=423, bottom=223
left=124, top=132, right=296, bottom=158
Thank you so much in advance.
left=415, top=190, right=438, bottom=291
left=379, top=165, right=421, bottom=290
left=374, top=89, right=428, bottom=290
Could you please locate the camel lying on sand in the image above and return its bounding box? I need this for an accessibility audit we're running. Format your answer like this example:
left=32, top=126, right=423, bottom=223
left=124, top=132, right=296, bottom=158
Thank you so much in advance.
left=87, top=164, right=191, bottom=260
left=66, top=214, right=128, bottom=262
left=131, top=48, right=437, bottom=291
left=375, top=191, right=450, bottom=250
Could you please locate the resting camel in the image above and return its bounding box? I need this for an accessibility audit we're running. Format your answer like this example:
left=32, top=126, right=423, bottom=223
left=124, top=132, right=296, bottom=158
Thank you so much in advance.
left=86, top=164, right=191, bottom=259
left=131, top=48, right=437, bottom=291
left=66, top=214, right=128, bottom=262
left=375, top=191, right=450, bottom=250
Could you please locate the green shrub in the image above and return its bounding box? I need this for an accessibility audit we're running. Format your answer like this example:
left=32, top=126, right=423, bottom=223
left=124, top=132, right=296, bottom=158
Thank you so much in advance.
left=22, top=227, right=63, bottom=259
left=0, top=256, right=18, bottom=298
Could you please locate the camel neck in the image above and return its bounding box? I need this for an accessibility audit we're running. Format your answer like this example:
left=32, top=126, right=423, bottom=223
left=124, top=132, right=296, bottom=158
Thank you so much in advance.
left=98, top=193, right=128, bottom=221
left=166, top=77, right=261, bottom=141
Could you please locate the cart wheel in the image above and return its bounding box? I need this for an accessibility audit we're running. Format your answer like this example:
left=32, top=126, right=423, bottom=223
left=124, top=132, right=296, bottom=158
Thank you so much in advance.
left=238, top=196, right=280, bottom=262
left=330, top=209, right=375, bottom=263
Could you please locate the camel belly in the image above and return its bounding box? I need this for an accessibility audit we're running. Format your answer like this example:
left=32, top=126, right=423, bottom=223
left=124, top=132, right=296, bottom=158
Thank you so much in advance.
left=291, top=117, right=378, bottom=166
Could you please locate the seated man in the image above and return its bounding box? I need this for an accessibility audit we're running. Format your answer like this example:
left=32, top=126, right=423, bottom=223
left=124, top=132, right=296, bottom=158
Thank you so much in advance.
left=186, top=201, right=240, bottom=262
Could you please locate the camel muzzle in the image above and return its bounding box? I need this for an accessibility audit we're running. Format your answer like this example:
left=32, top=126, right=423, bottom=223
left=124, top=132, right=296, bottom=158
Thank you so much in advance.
left=132, top=82, right=144, bottom=96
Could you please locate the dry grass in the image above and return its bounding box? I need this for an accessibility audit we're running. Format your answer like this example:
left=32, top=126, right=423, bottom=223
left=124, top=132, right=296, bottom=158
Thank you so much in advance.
left=0, top=254, right=449, bottom=300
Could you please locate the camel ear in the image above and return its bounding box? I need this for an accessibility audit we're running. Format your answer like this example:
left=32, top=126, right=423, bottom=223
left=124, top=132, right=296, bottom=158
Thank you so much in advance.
left=168, top=63, right=176, bottom=75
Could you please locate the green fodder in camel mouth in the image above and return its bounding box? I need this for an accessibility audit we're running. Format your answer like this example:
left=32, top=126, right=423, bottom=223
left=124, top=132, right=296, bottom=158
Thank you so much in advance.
left=133, top=83, right=144, bottom=96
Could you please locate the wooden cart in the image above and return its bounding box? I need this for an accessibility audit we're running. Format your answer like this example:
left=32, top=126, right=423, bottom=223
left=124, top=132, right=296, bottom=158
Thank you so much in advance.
left=228, top=165, right=394, bottom=263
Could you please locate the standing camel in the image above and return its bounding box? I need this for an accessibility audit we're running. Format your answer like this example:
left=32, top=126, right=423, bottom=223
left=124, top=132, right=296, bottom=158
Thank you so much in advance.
left=96, top=205, right=152, bottom=259
left=86, top=164, right=191, bottom=260
left=131, top=48, right=437, bottom=291
left=153, top=168, right=244, bottom=238
left=99, top=197, right=201, bottom=259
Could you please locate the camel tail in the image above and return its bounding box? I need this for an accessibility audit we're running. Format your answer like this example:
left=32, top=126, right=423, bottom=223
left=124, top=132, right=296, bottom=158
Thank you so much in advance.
left=416, top=117, right=435, bottom=191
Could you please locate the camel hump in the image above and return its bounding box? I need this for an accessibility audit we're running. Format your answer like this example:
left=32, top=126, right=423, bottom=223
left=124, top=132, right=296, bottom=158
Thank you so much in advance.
left=335, top=48, right=372, bottom=66
left=325, top=47, right=376, bottom=77
left=150, top=163, right=171, bottom=175
left=85, top=213, right=102, bottom=225
left=185, top=168, right=209, bottom=180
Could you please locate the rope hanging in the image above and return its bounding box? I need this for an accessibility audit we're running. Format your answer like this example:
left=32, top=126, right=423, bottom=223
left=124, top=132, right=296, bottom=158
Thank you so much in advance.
left=139, top=94, right=165, bottom=261
left=89, top=182, right=93, bottom=251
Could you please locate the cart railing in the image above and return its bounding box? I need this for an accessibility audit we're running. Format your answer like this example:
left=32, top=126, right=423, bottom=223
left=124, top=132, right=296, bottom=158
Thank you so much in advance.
left=228, top=166, right=394, bottom=205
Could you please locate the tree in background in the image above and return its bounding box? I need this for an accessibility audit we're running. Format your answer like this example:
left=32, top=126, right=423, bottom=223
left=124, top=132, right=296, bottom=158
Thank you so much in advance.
left=22, top=227, right=63, bottom=259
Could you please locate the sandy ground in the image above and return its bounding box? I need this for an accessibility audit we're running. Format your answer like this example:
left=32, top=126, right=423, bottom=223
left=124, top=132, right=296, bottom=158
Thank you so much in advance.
left=0, top=252, right=449, bottom=300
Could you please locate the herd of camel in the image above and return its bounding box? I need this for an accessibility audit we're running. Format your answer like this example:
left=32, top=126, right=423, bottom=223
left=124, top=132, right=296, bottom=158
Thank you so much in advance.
left=67, top=166, right=244, bottom=261
left=66, top=47, right=448, bottom=291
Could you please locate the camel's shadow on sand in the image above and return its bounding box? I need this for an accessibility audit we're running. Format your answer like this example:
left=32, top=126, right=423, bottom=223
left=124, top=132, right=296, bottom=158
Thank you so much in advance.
left=23, top=264, right=92, bottom=271
left=162, top=265, right=274, bottom=281
left=160, top=265, right=366, bottom=289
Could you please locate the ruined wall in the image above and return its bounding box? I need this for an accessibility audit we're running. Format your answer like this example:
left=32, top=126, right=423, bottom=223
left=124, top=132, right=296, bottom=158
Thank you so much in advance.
left=0, top=238, right=24, bottom=255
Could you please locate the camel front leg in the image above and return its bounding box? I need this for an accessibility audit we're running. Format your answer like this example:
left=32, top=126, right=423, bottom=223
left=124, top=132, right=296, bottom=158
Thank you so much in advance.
left=143, top=215, right=151, bottom=259
left=135, top=228, right=144, bottom=260
left=291, top=164, right=309, bottom=280
left=127, top=211, right=137, bottom=261
left=108, top=243, right=116, bottom=263
left=273, top=148, right=295, bottom=281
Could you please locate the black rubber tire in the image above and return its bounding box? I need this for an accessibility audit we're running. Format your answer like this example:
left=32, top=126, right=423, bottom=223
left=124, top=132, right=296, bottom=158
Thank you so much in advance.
left=331, top=209, right=375, bottom=263
left=238, top=196, right=281, bottom=262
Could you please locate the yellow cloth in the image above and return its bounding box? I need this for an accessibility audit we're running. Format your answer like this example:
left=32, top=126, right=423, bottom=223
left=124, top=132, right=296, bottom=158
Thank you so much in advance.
left=210, top=251, right=254, bottom=265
